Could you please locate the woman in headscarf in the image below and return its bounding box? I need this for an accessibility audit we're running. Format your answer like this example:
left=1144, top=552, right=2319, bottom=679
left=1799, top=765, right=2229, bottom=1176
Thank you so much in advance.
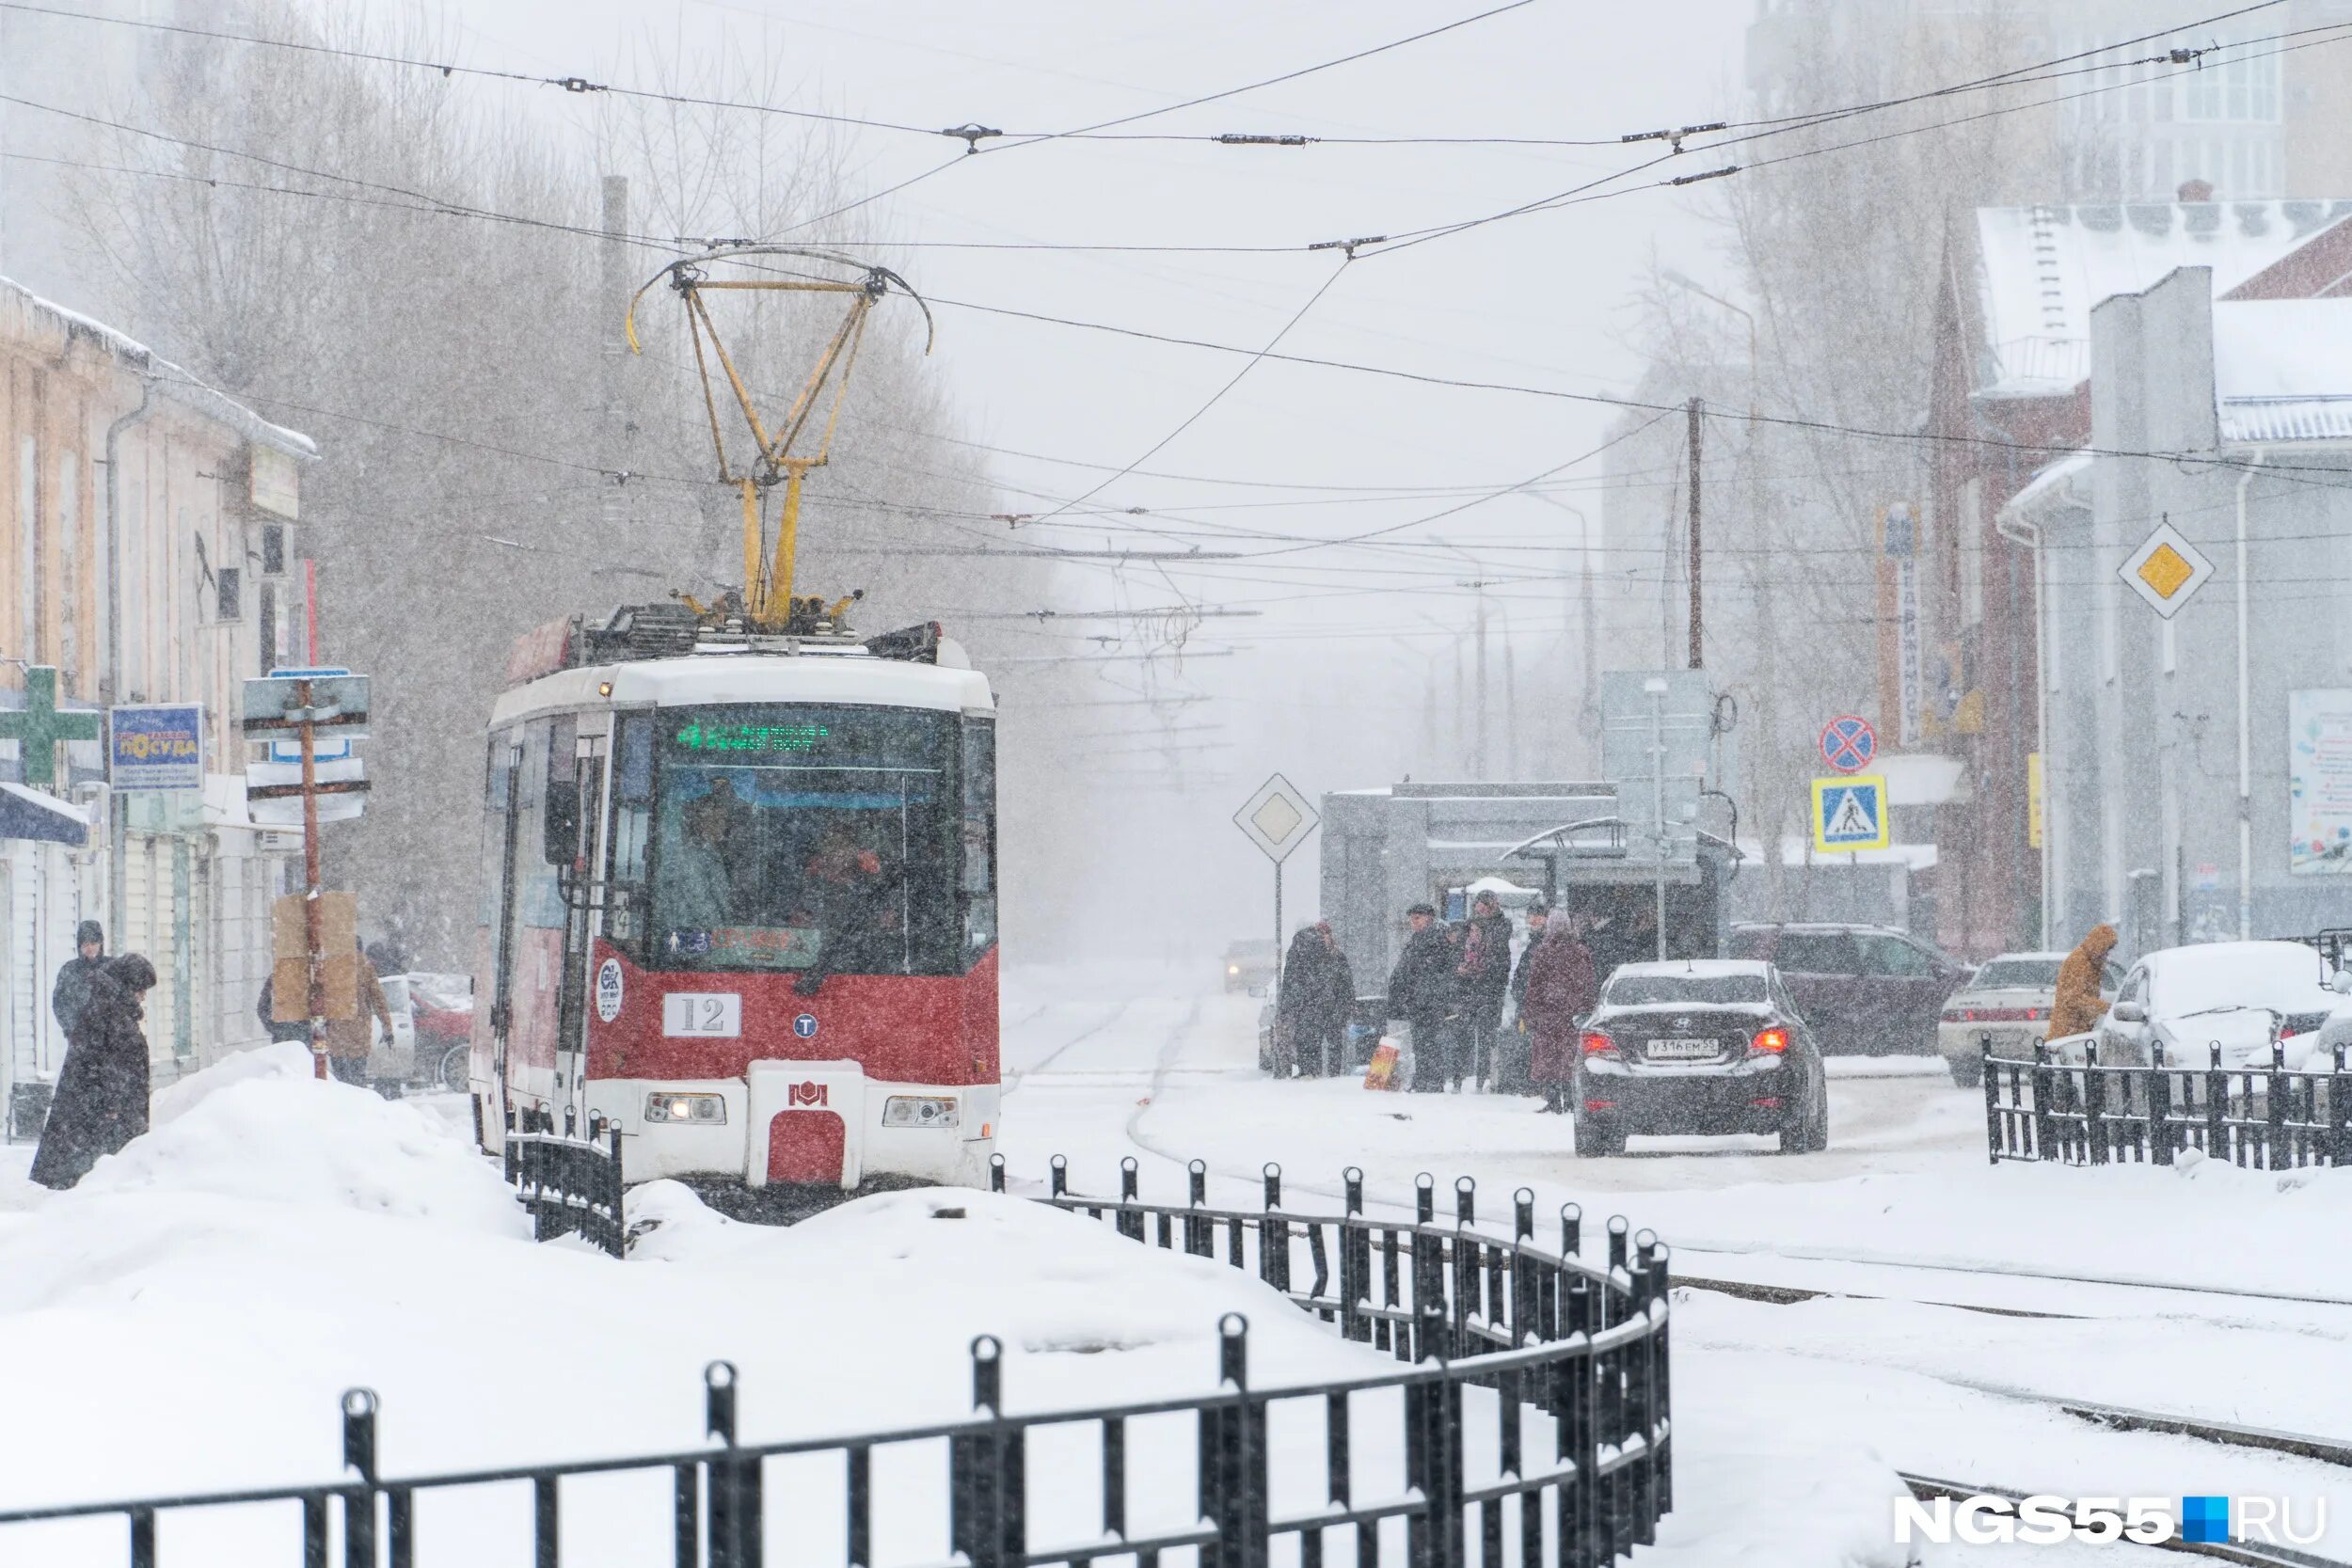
left=1522, top=917, right=1599, bottom=1114
left=29, top=953, right=159, bottom=1189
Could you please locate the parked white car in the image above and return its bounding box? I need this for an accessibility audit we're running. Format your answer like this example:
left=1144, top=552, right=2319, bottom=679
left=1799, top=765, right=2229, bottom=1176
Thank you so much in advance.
left=1936, top=950, right=2118, bottom=1085
left=2063, top=941, right=2338, bottom=1072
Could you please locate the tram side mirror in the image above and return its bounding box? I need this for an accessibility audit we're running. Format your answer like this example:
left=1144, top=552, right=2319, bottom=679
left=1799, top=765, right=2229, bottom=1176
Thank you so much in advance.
left=543, top=780, right=581, bottom=864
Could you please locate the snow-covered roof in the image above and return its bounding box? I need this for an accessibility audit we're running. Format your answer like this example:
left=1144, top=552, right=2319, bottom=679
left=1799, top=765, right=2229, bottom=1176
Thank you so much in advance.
left=1974, top=200, right=2352, bottom=399
left=2212, top=299, right=2352, bottom=446
left=1877, top=752, right=1972, bottom=807
left=491, top=647, right=994, bottom=726
left=0, top=276, right=317, bottom=461
left=1997, top=451, right=2093, bottom=531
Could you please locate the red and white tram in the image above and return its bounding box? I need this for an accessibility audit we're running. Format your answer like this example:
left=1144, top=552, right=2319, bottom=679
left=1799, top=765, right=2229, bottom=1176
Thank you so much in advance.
left=467, top=609, right=998, bottom=1194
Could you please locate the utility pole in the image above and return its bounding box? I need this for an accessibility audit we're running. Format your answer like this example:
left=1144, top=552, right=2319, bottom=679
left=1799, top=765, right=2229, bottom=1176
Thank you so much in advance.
left=1686, top=396, right=1704, bottom=670
left=1648, top=676, right=1669, bottom=958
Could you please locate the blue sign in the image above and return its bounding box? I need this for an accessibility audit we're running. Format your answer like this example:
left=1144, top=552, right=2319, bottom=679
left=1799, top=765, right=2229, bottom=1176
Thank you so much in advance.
left=1819, top=715, right=1877, bottom=774
left=265, top=667, right=353, bottom=762
left=109, top=705, right=204, bottom=790
left=1810, top=774, right=1890, bottom=853
left=793, top=1013, right=819, bottom=1039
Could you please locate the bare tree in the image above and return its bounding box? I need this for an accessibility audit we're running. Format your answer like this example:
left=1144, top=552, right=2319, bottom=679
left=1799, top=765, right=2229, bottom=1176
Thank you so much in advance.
left=58, top=3, right=1124, bottom=962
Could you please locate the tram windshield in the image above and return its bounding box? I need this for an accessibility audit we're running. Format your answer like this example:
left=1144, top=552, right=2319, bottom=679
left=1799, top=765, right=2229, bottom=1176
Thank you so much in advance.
left=647, top=704, right=959, bottom=976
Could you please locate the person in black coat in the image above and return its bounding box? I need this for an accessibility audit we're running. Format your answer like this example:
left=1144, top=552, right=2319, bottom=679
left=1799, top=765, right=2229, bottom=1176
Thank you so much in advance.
left=29, top=953, right=159, bottom=1190
left=1275, top=922, right=1356, bottom=1077
left=1386, top=903, right=1454, bottom=1093
left=50, top=919, right=106, bottom=1042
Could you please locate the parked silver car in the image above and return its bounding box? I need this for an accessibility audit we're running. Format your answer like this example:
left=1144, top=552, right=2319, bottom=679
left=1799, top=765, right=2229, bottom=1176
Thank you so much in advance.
left=1936, top=951, right=2117, bottom=1085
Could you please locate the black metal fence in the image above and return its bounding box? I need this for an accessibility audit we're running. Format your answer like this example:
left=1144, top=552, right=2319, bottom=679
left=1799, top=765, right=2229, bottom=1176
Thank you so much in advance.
left=503, top=1105, right=626, bottom=1256
left=1982, top=1037, right=2352, bottom=1168
left=0, top=1158, right=1673, bottom=1568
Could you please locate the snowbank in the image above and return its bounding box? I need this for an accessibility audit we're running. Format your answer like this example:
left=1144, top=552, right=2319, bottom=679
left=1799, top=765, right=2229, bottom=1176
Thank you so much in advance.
left=76, top=1044, right=521, bottom=1231
left=0, top=1051, right=1398, bottom=1564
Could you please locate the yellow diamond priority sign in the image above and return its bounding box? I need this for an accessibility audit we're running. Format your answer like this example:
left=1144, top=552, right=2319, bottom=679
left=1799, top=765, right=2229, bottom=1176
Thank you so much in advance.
left=1234, top=772, right=1318, bottom=863
left=2119, top=520, right=2215, bottom=620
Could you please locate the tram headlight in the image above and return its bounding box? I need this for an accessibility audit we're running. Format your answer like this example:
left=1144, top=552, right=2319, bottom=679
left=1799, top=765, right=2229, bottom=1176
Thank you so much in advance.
left=882, top=1095, right=960, bottom=1130
left=644, top=1092, right=727, bottom=1125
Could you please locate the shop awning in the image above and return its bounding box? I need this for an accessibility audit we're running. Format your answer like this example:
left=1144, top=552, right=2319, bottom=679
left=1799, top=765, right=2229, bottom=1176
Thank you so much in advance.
left=0, top=780, right=88, bottom=846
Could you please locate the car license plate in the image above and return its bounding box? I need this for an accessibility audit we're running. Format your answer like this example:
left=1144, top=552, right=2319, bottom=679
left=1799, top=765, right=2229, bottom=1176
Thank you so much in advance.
left=1647, top=1037, right=1717, bottom=1060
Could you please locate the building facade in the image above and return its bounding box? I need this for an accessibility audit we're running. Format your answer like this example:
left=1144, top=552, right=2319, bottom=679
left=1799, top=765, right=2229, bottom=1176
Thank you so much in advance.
left=1, top=276, right=316, bottom=1128
left=1923, top=198, right=2352, bottom=957
left=2006, top=266, right=2352, bottom=955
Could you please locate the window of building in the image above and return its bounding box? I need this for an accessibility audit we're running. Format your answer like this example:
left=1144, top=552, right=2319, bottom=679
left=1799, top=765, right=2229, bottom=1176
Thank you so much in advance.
left=215, top=565, right=241, bottom=624
left=262, top=523, right=285, bottom=576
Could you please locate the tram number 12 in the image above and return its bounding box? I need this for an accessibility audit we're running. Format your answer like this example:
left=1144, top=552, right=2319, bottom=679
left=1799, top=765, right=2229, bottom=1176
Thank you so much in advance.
left=663, top=993, right=743, bottom=1038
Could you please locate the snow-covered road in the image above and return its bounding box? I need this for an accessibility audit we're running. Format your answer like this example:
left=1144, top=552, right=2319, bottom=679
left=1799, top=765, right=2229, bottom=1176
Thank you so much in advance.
left=997, top=964, right=2352, bottom=1565
left=0, top=964, right=2342, bottom=1566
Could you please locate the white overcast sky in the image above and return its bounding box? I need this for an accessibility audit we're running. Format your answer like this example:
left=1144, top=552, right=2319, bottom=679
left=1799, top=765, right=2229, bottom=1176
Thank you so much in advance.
left=342, top=0, right=1759, bottom=943
left=351, top=0, right=1753, bottom=573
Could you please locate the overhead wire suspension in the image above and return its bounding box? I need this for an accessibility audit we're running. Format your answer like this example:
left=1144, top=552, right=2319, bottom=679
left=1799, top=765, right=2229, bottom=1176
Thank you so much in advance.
left=624, top=245, right=934, bottom=634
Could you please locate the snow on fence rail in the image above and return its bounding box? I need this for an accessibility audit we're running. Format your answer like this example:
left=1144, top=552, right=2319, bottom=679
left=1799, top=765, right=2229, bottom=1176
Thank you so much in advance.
left=0, top=1158, right=1674, bottom=1568
left=502, top=1105, right=626, bottom=1256
left=1981, top=1037, right=2352, bottom=1169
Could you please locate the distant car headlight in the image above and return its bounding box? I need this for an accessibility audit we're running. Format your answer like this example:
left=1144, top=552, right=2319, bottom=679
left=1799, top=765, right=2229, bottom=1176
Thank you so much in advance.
left=1228, top=964, right=1241, bottom=975
left=644, top=1092, right=726, bottom=1124
left=882, top=1095, right=960, bottom=1129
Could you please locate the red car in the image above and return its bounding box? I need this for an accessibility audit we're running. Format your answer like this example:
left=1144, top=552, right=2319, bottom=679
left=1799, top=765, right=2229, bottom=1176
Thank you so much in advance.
left=401, top=972, right=476, bottom=1092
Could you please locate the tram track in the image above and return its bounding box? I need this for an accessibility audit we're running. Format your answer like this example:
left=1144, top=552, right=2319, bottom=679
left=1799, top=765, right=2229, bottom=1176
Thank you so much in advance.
left=1001, top=999, right=1136, bottom=1094
left=1002, top=992, right=2348, bottom=1336
left=1108, top=1117, right=2348, bottom=1328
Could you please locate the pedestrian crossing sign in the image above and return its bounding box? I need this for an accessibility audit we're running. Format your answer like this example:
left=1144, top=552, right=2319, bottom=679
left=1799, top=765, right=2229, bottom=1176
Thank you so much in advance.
left=1810, top=774, right=1890, bottom=852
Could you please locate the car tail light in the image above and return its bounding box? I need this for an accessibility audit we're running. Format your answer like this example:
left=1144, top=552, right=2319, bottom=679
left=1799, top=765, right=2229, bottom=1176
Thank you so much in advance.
left=1942, top=1006, right=2043, bottom=1023
left=1583, top=1099, right=1616, bottom=1112
left=1749, top=1096, right=1782, bottom=1109
left=1580, top=1030, right=1618, bottom=1059
left=1749, top=1026, right=1789, bottom=1054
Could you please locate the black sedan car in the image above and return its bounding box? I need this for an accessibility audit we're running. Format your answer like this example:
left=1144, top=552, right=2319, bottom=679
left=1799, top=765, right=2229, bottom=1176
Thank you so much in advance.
left=1573, top=959, right=1829, bottom=1157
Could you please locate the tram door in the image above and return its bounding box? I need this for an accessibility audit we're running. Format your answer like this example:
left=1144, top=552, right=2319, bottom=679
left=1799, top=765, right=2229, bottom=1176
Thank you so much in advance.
left=552, top=733, right=607, bottom=1129
left=485, top=736, right=526, bottom=1130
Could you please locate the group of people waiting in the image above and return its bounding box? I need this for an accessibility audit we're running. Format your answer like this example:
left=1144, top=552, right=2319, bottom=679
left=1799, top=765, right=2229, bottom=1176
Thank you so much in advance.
left=1272, top=892, right=1627, bottom=1111
left=1384, top=892, right=1607, bottom=1109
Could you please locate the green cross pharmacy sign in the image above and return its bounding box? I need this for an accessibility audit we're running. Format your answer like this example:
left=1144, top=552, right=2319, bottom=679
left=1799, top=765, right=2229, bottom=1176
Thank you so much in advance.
left=0, top=666, right=103, bottom=789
